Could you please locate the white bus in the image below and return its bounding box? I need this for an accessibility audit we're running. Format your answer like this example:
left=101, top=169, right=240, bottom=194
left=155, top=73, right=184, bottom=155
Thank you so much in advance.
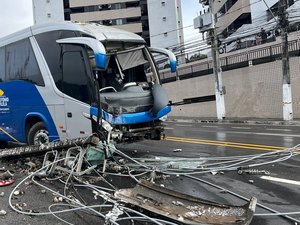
left=0, top=22, right=176, bottom=147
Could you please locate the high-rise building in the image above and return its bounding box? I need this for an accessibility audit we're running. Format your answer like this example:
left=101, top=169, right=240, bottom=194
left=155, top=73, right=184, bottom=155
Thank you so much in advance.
left=213, top=0, right=252, bottom=38
left=195, top=0, right=300, bottom=52
left=63, top=0, right=184, bottom=50
left=210, top=0, right=299, bottom=40
left=32, top=0, right=64, bottom=24
left=147, top=0, right=184, bottom=48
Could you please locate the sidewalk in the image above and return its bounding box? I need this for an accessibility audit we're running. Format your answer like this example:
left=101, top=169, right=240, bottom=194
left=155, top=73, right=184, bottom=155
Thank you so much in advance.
left=167, top=116, right=300, bottom=126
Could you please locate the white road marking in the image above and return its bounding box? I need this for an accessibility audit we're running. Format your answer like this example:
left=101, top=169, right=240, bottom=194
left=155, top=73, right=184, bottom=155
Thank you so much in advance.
left=267, top=128, right=292, bottom=132
left=260, top=176, right=300, bottom=186
left=201, top=125, right=218, bottom=128
left=231, top=127, right=251, bottom=129
left=175, top=124, right=193, bottom=127
left=164, top=127, right=174, bottom=130
left=229, top=131, right=300, bottom=137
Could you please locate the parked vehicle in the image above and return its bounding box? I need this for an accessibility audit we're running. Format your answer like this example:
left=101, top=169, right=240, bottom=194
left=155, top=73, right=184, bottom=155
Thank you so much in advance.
left=0, top=22, right=176, bottom=146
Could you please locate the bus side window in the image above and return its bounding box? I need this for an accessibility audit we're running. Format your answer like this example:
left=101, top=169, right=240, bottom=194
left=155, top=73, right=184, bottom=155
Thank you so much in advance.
left=5, top=39, right=44, bottom=86
left=0, top=47, right=4, bottom=82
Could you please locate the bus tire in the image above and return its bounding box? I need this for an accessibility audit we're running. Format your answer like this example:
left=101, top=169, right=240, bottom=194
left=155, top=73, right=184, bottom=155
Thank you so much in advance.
left=27, top=122, right=49, bottom=145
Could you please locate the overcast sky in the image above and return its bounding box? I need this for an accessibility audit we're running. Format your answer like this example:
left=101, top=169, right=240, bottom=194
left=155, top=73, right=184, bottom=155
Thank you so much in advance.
left=0, top=0, right=201, bottom=42
left=181, top=0, right=203, bottom=42
left=0, top=0, right=33, bottom=38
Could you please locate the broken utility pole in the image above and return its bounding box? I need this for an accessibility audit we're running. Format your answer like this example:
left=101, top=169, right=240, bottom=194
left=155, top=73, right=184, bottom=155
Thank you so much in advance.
left=0, top=136, right=99, bottom=159
left=279, top=0, right=293, bottom=121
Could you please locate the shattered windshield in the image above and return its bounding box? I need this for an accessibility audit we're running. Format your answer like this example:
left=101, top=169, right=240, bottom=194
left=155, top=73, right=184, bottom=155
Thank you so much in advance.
left=116, top=49, right=148, bottom=71
left=93, top=46, right=154, bottom=92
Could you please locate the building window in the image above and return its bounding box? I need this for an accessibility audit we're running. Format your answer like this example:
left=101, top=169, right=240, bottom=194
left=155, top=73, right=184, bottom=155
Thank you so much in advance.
left=162, top=17, right=166, bottom=21
left=116, top=19, right=123, bottom=25
left=114, top=3, right=122, bottom=9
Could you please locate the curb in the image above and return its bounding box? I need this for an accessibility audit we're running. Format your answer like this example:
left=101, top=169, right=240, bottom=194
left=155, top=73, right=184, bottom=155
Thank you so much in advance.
left=166, top=117, right=300, bottom=126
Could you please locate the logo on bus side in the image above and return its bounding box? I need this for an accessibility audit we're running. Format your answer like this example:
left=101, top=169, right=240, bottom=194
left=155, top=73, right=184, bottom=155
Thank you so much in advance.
left=0, top=89, right=9, bottom=107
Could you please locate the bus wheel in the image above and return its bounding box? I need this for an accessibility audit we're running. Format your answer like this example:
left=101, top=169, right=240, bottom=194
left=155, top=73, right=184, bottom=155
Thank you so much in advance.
left=27, top=122, right=49, bottom=145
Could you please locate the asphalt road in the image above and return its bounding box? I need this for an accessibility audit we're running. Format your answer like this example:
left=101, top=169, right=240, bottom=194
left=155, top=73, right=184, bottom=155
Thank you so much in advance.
left=119, top=121, right=300, bottom=225
left=0, top=121, right=300, bottom=225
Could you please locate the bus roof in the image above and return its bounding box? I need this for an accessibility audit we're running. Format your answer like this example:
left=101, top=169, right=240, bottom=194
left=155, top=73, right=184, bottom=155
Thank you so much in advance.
left=0, top=21, right=145, bottom=47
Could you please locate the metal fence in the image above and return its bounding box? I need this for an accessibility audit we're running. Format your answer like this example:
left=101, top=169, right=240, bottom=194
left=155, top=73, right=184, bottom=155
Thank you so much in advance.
left=160, top=39, right=300, bottom=83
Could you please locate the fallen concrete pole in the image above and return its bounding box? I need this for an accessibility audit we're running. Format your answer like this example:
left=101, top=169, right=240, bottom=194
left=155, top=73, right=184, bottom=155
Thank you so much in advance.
left=0, top=136, right=99, bottom=159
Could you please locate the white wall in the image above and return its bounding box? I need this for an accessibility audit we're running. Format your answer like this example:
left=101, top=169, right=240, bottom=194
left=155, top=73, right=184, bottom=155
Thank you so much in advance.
left=33, top=0, right=64, bottom=24
left=250, top=0, right=278, bottom=23
left=147, top=0, right=184, bottom=50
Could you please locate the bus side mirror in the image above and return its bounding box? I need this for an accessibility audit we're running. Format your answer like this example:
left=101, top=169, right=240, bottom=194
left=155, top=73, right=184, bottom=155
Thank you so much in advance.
left=148, top=47, right=177, bottom=73
left=57, top=37, right=106, bottom=69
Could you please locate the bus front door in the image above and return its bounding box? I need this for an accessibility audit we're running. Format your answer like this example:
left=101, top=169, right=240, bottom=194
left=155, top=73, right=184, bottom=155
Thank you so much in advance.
left=62, top=47, right=94, bottom=139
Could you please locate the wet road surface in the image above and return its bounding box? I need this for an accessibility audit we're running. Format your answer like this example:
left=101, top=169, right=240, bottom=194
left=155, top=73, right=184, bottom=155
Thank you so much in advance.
left=0, top=121, right=299, bottom=225
left=119, top=121, right=300, bottom=225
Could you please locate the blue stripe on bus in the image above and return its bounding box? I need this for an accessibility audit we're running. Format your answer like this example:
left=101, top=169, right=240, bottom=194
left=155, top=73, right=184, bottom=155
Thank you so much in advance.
left=170, top=60, right=177, bottom=73
left=0, top=81, right=58, bottom=143
left=90, top=105, right=171, bottom=125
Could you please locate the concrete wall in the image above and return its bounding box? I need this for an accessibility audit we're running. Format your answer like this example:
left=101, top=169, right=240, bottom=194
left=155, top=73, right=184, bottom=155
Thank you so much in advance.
left=164, top=56, right=300, bottom=119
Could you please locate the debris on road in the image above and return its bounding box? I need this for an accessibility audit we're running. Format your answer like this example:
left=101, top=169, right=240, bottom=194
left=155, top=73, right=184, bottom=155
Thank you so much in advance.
left=238, top=168, right=270, bottom=175
left=0, top=209, right=7, bottom=216
left=1, top=136, right=300, bottom=224
left=115, top=180, right=257, bottom=225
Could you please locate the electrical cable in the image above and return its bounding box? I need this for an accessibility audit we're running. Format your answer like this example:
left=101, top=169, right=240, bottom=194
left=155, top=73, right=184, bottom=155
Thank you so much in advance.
left=64, top=154, right=80, bottom=197
left=113, top=148, right=151, bottom=169
left=8, top=136, right=300, bottom=224
left=0, top=127, right=20, bottom=143
left=130, top=146, right=298, bottom=175
left=118, top=206, right=165, bottom=225
left=9, top=156, right=105, bottom=219
left=47, top=204, right=115, bottom=225
left=116, top=216, right=178, bottom=225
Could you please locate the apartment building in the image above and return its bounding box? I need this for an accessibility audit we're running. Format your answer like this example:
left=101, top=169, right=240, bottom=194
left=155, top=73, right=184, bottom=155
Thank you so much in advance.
left=212, top=0, right=252, bottom=38
left=63, top=0, right=184, bottom=49
left=211, top=0, right=299, bottom=41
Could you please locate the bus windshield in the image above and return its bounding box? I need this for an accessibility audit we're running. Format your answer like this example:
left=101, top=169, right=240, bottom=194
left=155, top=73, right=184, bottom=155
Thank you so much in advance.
left=90, top=45, right=157, bottom=93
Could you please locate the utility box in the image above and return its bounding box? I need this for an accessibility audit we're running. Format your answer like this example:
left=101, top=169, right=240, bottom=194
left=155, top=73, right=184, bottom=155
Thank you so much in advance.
left=193, top=12, right=213, bottom=31
left=202, top=13, right=212, bottom=26
left=193, top=16, right=203, bottom=29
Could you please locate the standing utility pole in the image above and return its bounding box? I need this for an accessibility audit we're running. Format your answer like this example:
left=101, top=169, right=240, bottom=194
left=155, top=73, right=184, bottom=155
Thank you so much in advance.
left=210, top=0, right=226, bottom=120
left=279, top=0, right=293, bottom=121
